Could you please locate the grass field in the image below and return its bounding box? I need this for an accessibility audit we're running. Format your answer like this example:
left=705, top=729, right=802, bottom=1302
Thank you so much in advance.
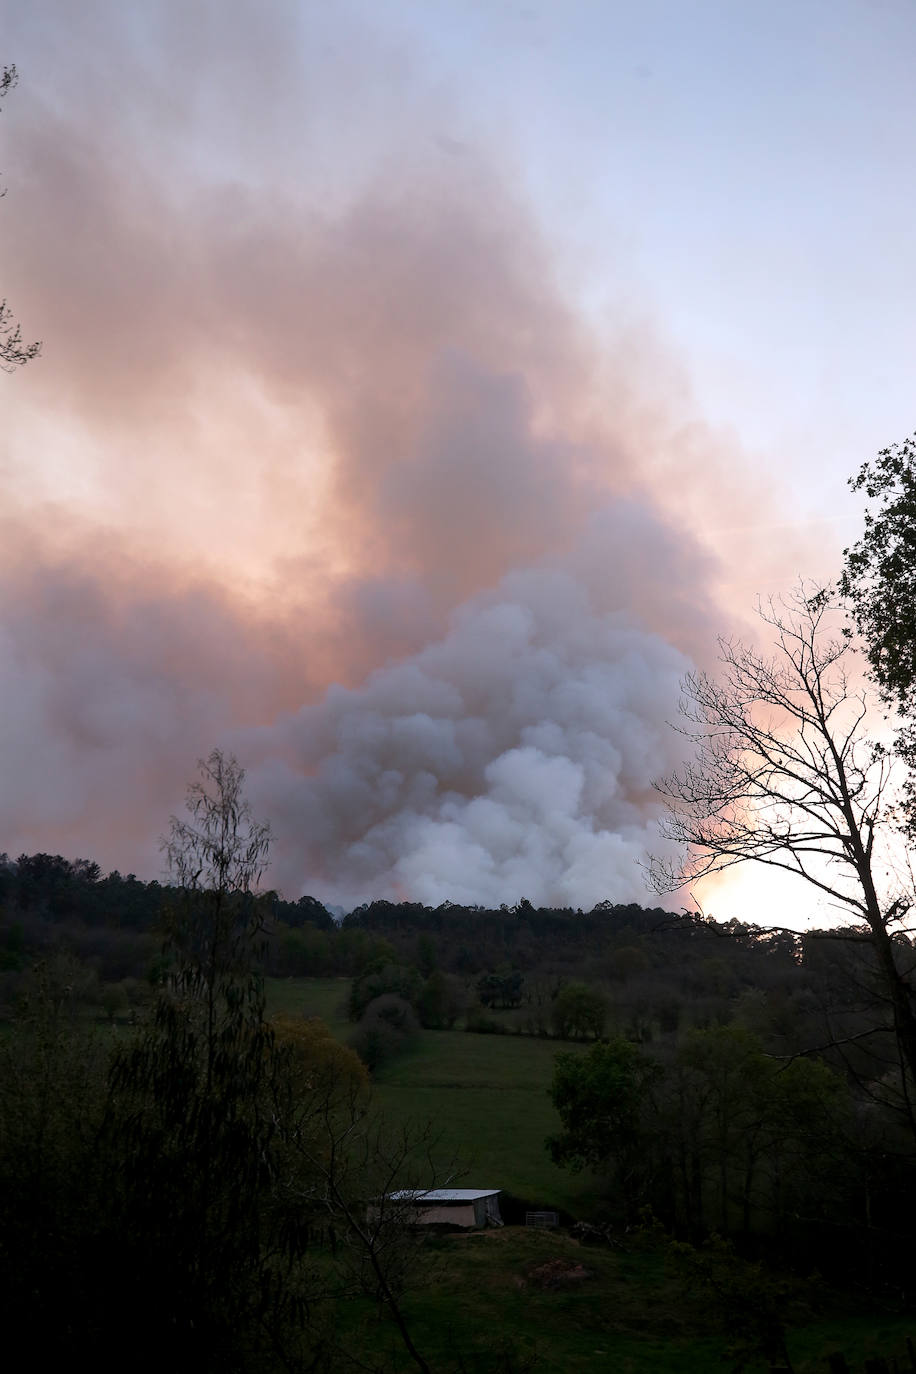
left=371, top=1028, right=603, bottom=1215
left=337, top=1227, right=732, bottom=1373
left=337, top=1226, right=916, bottom=1373
left=266, top=977, right=601, bottom=1214
left=266, top=976, right=352, bottom=1036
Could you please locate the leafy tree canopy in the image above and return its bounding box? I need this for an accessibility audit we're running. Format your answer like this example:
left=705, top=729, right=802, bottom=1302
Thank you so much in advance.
left=842, top=433, right=916, bottom=713
left=547, top=1037, right=662, bottom=1176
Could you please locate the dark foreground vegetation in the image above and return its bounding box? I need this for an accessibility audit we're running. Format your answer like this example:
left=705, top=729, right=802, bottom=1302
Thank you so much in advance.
left=3, top=807, right=916, bottom=1371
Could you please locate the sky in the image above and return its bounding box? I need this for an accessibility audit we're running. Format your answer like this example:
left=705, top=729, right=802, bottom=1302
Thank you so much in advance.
left=2, top=0, right=914, bottom=922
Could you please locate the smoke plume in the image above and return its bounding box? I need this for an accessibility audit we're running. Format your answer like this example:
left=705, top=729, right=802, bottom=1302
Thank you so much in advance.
left=244, top=542, right=699, bottom=909
left=0, top=3, right=788, bottom=906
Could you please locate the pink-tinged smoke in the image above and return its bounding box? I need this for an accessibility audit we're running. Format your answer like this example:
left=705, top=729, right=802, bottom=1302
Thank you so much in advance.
left=242, top=550, right=697, bottom=910
left=0, top=4, right=814, bottom=906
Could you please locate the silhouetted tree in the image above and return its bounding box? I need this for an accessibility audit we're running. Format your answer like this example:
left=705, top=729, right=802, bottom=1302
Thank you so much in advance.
left=650, top=587, right=916, bottom=1129
left=842, top=433, right=916, bottom=827
left=105, top=751, right=286, bottom=1368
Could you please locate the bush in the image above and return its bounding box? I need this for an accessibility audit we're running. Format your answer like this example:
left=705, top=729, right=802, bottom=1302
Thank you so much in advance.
left=464, top=1007, right=508, bottom=1035
left=349, top=994, right=418, bottom=1071
left=551, top=981, right=608, bottom=1040
left=418, top=971, right=465, bottom=1028
left=348, top=964, right=422, bottom=1021
left=477, top=969, right=523, bottom=1008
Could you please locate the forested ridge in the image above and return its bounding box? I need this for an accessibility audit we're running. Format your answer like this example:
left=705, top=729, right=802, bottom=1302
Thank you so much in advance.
left=0, top=847, right=887, bottom=1029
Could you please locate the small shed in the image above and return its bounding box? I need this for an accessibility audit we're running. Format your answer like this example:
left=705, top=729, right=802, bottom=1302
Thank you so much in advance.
left=387, top=1188, right=503, bottom=1228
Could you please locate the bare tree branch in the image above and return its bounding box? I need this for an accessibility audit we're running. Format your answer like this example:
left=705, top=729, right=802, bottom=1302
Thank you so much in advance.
left=649, top=584, right=916, bottom=1109
left=0, top=64, right=41, bottom=371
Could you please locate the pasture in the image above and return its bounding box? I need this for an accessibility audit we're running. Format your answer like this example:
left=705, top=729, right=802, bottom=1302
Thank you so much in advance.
left=335, top=1226, right=916, bottom=1373
left=370, top=1028, right=603, bottom=1215
left=266, top=974, right=351, bottom=1035
left=266, top=976, right=602, bottom=1214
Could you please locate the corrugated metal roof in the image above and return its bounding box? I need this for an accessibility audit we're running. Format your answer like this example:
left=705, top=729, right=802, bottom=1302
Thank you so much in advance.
left=388, top=1189, right=500, bottom=1203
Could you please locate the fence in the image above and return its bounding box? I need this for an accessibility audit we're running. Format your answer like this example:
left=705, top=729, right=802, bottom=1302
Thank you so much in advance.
left=525, top=1211, right=559, bottom=1229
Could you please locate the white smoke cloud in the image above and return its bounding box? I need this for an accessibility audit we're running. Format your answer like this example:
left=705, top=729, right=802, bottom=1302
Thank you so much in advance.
left=245, top=546, right=695, bottom=910
left=1, top=3, right=746, bottom=904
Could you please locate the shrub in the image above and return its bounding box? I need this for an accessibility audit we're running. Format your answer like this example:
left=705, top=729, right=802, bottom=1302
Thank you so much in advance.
left=551, top=981, right=608, bottom=1040
left=418, top=971, right=465, bottom=1028
left=349, top=994, right=418, bottom=1071
left=348, top=964, right=422, bottom=1022
left=464, top=1006, right=508, bottom=1035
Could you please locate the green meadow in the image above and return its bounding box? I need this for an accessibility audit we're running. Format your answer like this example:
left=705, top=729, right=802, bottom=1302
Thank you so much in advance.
left=370, top=1028, right=603, bottom=1215
left=335, top=1226, right=916, bottom=1373
left=267, top=974, right=352, bottom=1035
left=267, top=976, right=601, bottom=1214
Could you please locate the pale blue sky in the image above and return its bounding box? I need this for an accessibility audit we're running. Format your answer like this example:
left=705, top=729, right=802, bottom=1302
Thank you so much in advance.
left=364, top=0, right=916, bottom=519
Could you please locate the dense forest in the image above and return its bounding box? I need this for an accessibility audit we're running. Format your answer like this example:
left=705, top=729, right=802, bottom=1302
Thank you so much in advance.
left=1, top=846, right=893, bottom=1047
left=3, top=846, right=908, bottom=1066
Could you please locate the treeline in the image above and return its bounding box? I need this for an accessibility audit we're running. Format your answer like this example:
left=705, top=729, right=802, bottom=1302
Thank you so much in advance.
left=5, top=851, right=913, bottom=1121
left=3, top=854, right=908, bottom=1079
left=0, top=852, right=376, bottom=1013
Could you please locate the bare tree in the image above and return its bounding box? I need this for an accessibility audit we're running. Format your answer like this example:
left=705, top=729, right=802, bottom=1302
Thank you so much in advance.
left=0, top=64, right=40, bottom=371
left=649, top=586, right=916, bottom=1098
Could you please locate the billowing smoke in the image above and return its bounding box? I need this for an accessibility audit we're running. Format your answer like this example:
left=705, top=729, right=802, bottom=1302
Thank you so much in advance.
left=245, top=547, right=696, bottom=909
left=0, top=3, right=789, bottom=904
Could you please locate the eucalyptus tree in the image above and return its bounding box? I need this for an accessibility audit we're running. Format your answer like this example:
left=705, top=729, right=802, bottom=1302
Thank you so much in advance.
left=107, top=751, right=287, bottom=1368
left=110, top=751, right=438, bottom=1372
